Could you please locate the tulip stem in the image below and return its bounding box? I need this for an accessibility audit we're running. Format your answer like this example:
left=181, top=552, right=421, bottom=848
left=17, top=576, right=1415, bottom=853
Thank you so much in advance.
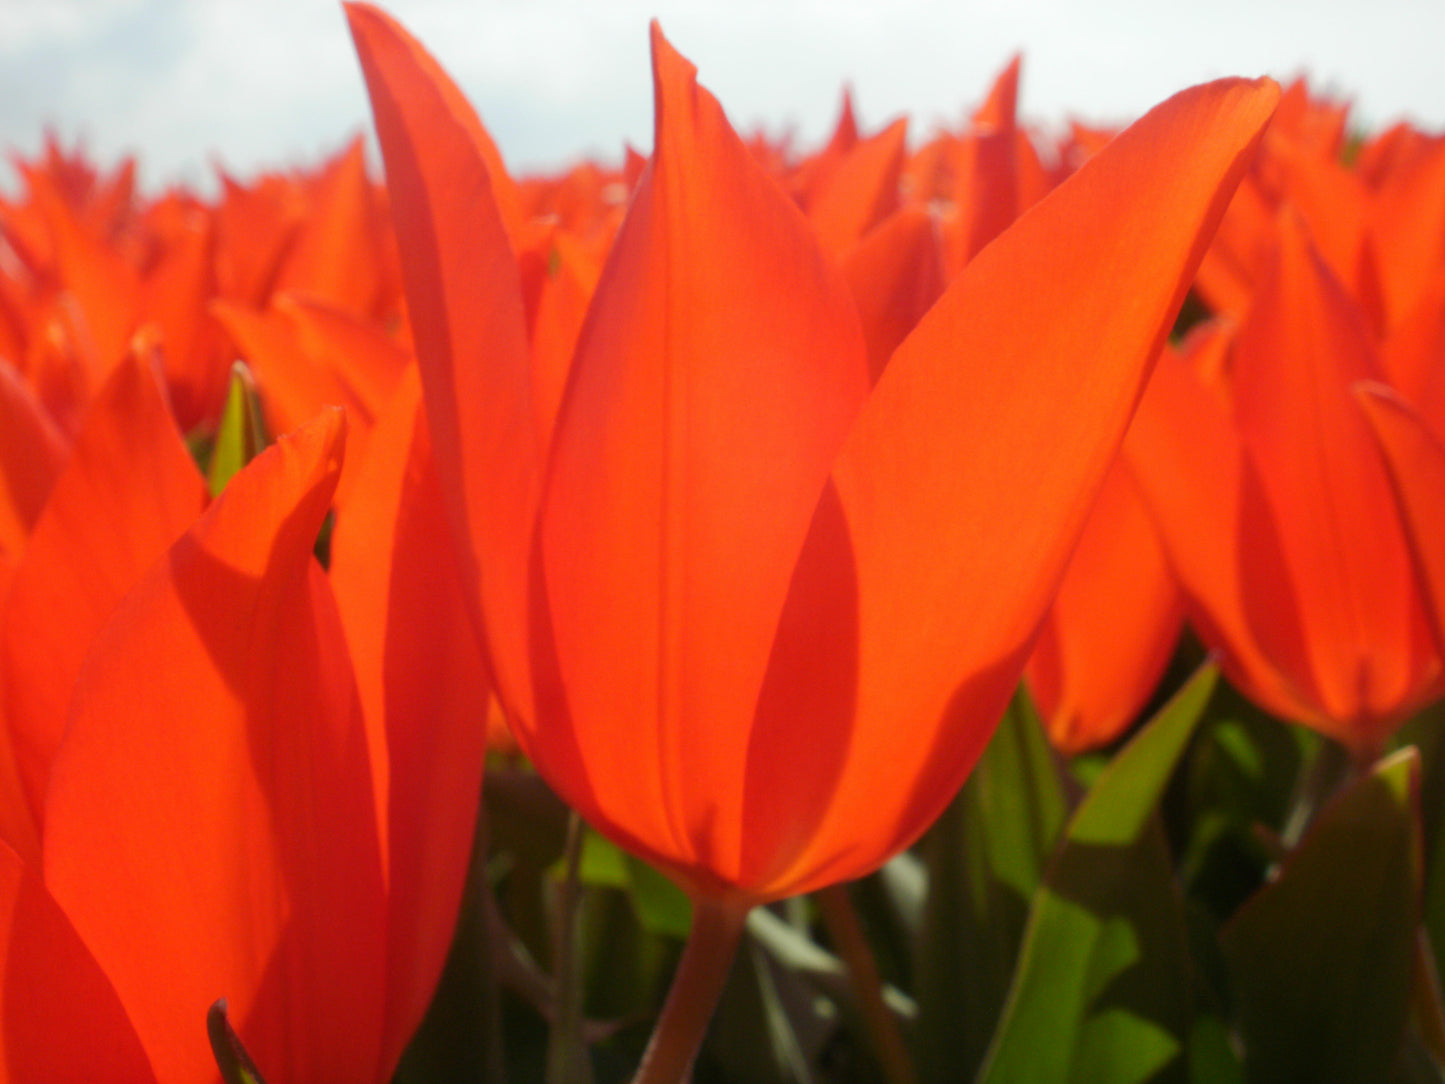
left=1280, top=736, right=1351, bottom=848
left=1411, top=925, right=1445, bottom=1066
left=816, top=884, right=917, bottom=1084
left=546, top=813, right=594, bottom=1084
left=631, top=896, right=750, bottom=1084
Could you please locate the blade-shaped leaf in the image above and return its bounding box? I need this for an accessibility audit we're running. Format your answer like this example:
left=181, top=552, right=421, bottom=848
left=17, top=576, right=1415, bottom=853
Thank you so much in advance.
left=572, top=828, right=693, bottom=941
left=1221, top=746, right=1421, bottom=1083
left=207, top=361, right=267, bottom=497
left=914, top=685, right=1065, bottom=1080
left=980, top=664, right=1219, bottom=1084
left=208, top=999, right=269, bottom=1084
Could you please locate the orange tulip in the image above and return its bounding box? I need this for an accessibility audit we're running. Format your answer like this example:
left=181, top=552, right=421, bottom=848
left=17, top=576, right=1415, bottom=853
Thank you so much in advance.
left=1025, top=449, right=1186, bottom=754
left=0, top=398, right=486, bottom=1080
left=350, top=1, right=1275, bottom=908
left=2, top=348, right=207, bottom=849
left=0, top=359, right=68, bottom=561
left=1128, top=215, right=1442, bottom=756
left=1358, top=386, right=1445, bottom=667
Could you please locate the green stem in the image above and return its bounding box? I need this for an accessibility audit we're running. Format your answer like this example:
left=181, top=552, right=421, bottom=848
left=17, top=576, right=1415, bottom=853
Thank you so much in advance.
left=472, top=816, right=509, bottom=1084
left=817, top=884, right=918, bottom=1084
left=1412, top=925, right=1445, bottom=1067
left=1280, top=737, right=1352, bottom=849
left=631, top=896, right=750, bottom=1084
left=546, top=813, right=594, bottom=1084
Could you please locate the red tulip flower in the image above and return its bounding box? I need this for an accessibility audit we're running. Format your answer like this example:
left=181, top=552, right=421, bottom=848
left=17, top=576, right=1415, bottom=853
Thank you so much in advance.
left=1025, top=448, right=1186, bottom=754
left=1129, top=216, right=1443, bottom=758
left=350, top=3, right=1275, bottom=1075
left=0, top=356, right=485, bottom=1077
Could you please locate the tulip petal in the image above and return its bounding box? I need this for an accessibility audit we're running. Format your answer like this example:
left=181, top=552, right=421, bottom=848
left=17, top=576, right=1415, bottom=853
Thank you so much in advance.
left=949, top=56, right=1024, bottom=268
left=212, top=299, right=369, bottom=439
left=139, top=207, right=225, bottom=431
left=840, top=207, right=947, bottom=384
left=1381, top=266, right=1445, bottom=410
left=1257, top=132, right=1370, bottom=298
left=347, top=1, right=540, bottom=724
left=280, top=293, right=410, bottom=425
left=519, top=229, right=602, bottom=449
left=213, top=171, right=302, bottom=308
left=785, top=75, right=1279, bottom=896
left=0, top=556, right=30, bottom=863
left=1357, top=385, right=1445, bottom=664
left=0, top=841, right=155, bottom=1082
left=33, top=180, right=141, bottom=385
left=805, top=117, right=907, bottom=258
left=273, top=139, right=387, bottom=318
left=536, top=24, right=870, bottom=886
left=1025, top=455, right=1186, bottom=754
left=1367, top=135, right=1445, bottom=330
left=44, top=412, right=387, bottom=1084
left=0, top=359, right=68, bottom=560
left=1125, top=339, right=1319, bottom=727
left=3, top=351, right=207, bottom=828
left=1194, top=173, right=1275, bottom=320
left=329, top=368, right=489, bottom=1077
left=1232, top=216, right=1434, bottom=739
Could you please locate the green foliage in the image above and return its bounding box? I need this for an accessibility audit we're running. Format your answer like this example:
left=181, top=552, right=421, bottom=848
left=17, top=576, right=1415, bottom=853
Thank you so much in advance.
left=208, top=1000, right=269, bottom=1084
left=393, top=667, right=1444, bottom=1083
left=1221, top=748, right=1421, bottom=1083
left=207, top=361, right=268, bottom=497
left=914, top=684, right=1066, bottom=1081
left=978, top=664, right=1218, bottom=1084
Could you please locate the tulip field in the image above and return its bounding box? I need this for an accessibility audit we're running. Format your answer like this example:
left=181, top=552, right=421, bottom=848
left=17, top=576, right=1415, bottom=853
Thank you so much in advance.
left=6, top=3, right=1445, bottom=1081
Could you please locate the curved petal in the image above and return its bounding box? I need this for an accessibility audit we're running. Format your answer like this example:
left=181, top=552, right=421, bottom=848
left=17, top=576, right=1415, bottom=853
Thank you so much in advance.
left=33, top=180, right=141, bottom=386
left=1026, top=454, right=1185, bottom=754
left=538, top=24, right=870, bottom=885
left=805, top=117, right=907, bottom=258
left=0, top=842, right=155, bottom=1082
left=1367, top=135, right=1445, bottom=331
left=1358, top=385, right=1445, bottom=670
left=139, top=208, right=225, bottom=431
left=1232, top=214, right=1435, bottom=739
left=0, top=359, right=68, bottom=559
left=3, top=350, right=206, bottom=830
left=328, top=369, right=489, bottom=1077
left=780, top=75, right=1279, bottom=898
left=273, top=139, right=388, bottom=319
left=840, top=207, right=947, bottom=385
left=347, top=1, right=540, bottom=724
left=1126, top=340, right=1319, bottom=726
left=44, top=412, right=387, bottom=1084
left=213, top=300, right=364, bottom=437
left=280, top=294, right=410, bottom=426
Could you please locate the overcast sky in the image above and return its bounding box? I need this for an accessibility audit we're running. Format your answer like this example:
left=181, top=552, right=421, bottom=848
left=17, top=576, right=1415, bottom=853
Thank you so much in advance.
left=2, top=0, right=1442, bottom=196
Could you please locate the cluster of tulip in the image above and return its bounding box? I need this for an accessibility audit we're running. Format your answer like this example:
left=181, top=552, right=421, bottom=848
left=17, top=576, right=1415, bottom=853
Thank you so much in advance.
left=1, top=3, right=1442, bottom=1081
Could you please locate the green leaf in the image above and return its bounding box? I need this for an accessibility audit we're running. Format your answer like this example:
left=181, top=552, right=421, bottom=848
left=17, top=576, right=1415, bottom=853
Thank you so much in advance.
left=567, top=828, right=692, bottom=941
left=1221, top=746, right=1421, bottom=1084
left=1187, top=1015, right=1244, bottom=1084
left=1167, top=680, right=1314, bottom=932
left=914, top=684, right=1067, bottom=1081
left=1401, top=699, right=1445, bottom=990
left=625, top=854, right=693, bottom=940
left=207, top=999, right=268, bottom=1084
left=702, top=939, right=816, bottom=1084
left=207, top=361, right=268, bottom=497
left=576, top=826, right=630, bottom=889
left=979, top=663, right=1219, bottom=1084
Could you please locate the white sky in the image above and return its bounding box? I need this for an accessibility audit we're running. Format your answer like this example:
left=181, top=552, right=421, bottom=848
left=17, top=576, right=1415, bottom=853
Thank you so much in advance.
left=2, top=0, right=1442, bottom=195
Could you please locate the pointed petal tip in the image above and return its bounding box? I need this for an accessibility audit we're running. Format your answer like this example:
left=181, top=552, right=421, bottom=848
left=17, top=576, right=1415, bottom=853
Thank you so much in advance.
left=649, top=20, right=695, bottom=92
left=271, top=404, right=348, bottom=495
left=306, top=403, right=347, bottom=472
